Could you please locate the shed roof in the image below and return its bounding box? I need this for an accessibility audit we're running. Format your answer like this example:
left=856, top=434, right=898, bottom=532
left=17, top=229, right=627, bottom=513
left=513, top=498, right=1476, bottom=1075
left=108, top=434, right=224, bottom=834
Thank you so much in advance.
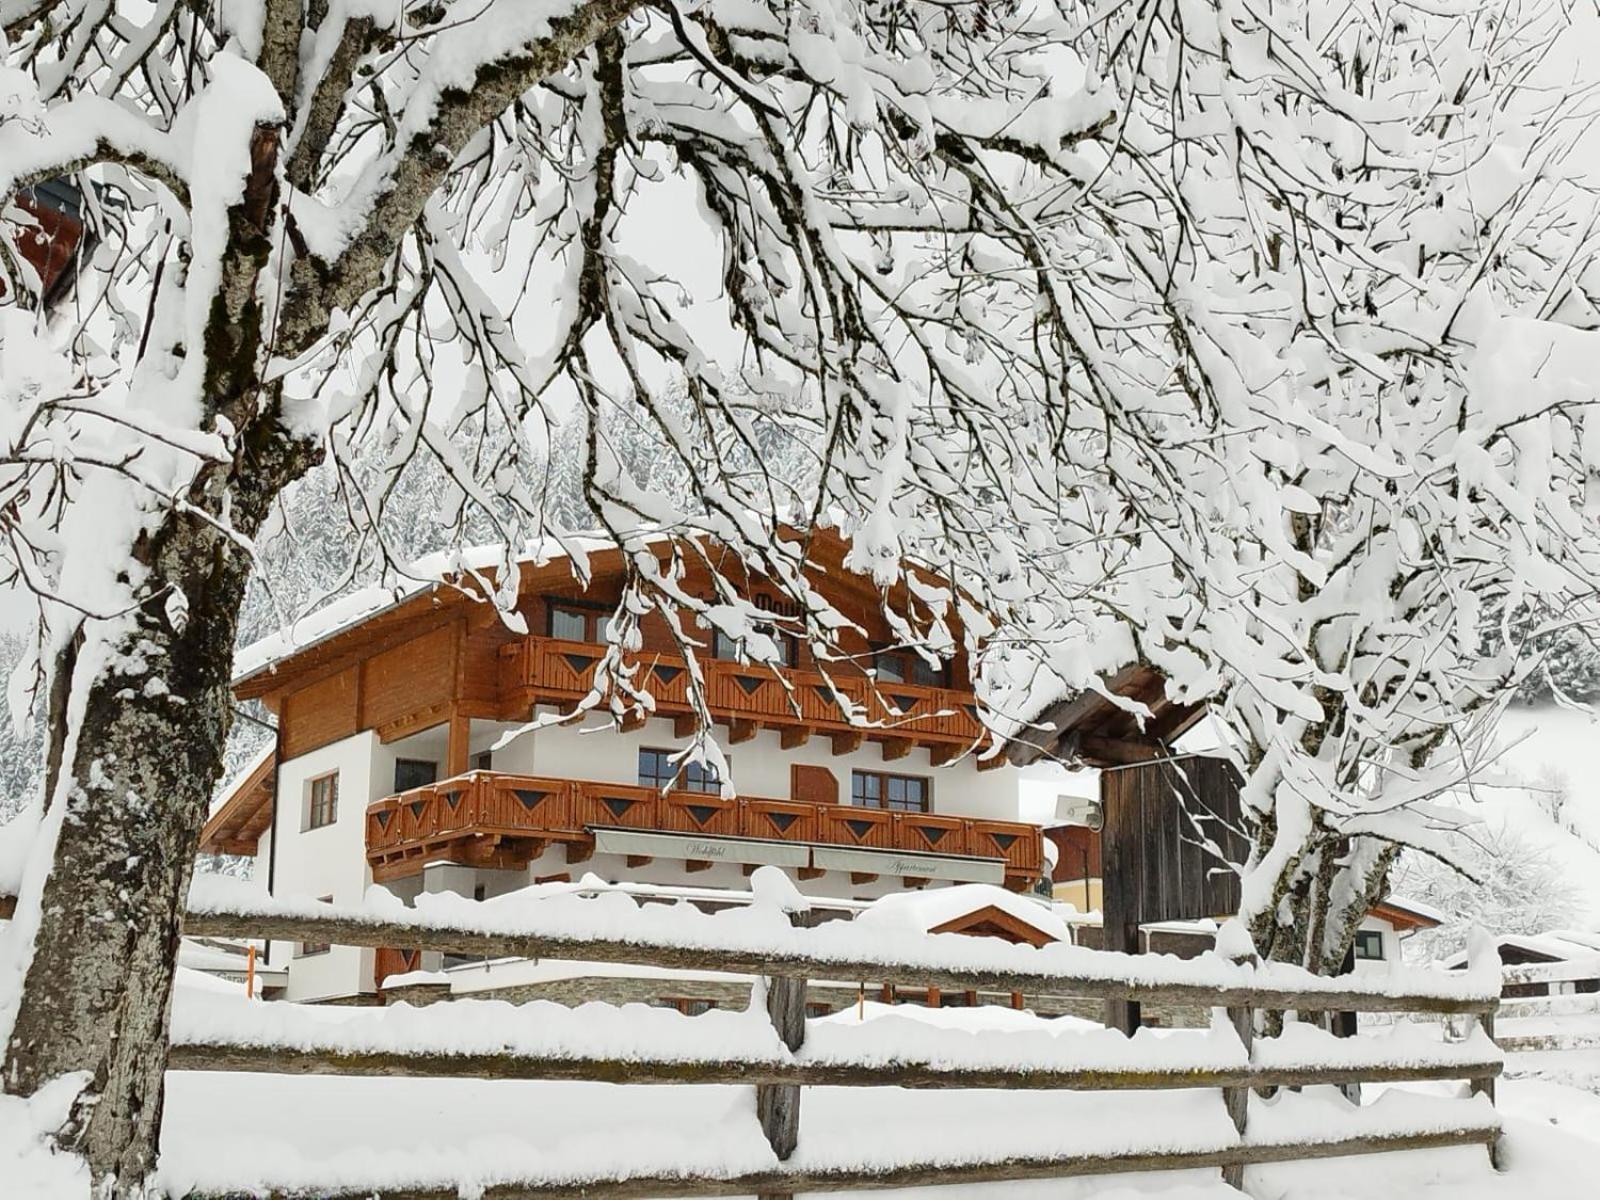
left=1004, top=663, right=1207, bottom=769
left=855, top=884, right=1070, bottom=946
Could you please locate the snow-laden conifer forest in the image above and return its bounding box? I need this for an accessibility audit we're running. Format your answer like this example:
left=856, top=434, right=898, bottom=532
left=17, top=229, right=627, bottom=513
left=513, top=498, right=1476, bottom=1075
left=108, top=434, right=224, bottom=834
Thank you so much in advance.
left=4, top=0, right=1600, bottom=1195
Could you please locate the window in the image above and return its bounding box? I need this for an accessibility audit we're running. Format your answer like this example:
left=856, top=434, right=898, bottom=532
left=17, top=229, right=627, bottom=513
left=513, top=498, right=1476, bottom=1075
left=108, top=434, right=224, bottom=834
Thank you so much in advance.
left=473, top=750, right=493, bottom=772
left=1354, top=930, right=1386, bottom=962
left=713, top=625, right=798, bottom=666
left=548, top=601, right=615, bottom=643
left=305, top=773, right=338, bottom=830
left=873, top=649, right=948, bottom=688
left=851, top=770, right=930, bottom=813
left=297, top=896, right=333, bottom=956
left=638, top=747, right=722, bottom=794
left=393, top=758, right=438, bottom=793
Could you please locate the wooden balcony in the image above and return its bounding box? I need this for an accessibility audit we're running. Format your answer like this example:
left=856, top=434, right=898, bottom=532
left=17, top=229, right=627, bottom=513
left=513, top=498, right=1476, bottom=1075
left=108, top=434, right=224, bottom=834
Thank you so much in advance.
left=366, top=772, right=1043, bottom=889
left=496, top=636, right=994, bottom=760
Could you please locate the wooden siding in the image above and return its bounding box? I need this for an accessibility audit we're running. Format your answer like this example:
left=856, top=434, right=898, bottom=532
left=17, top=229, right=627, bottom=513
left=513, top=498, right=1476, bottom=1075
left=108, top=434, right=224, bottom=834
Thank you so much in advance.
left=1047, top=824, right=1102, bottom=882
left=280, top=667, right=358, bottom=759
left=361, top=623, right=456, bottom=733
left=257, top=539, right=987, bottom=766
left=1100, top=755, right=1246, bottom=934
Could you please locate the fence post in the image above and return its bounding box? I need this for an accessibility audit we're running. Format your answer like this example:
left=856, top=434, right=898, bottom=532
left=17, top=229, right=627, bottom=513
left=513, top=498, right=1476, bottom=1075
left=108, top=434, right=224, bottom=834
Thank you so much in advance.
left=1219, top=935, right=1258, bottom=1191
left=1464, top=928, right=1502, bottom=1169
left=756, top=908, right=818, bottom=1197
left=1472, top=1008, right=1500, bottom=1169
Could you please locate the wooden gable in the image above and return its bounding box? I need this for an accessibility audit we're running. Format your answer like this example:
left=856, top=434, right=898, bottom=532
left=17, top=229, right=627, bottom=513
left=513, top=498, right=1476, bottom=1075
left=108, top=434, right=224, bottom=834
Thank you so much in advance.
left=199, top=749, right=277, bottom=856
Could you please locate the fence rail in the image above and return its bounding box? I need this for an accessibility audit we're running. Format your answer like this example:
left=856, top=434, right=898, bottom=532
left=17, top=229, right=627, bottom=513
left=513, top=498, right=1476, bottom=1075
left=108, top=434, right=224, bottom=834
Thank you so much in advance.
left=188, top=1128, right=1501, bottom=1200
left=174, top=886, right=1504, bottom=1199
left=182, top=905, right=1499, bottom=1015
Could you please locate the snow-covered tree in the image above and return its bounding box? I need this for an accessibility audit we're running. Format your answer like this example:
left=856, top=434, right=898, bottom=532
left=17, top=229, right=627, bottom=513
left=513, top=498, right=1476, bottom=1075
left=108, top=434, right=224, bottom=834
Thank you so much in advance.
left=1393, top=825, right=1581, bottom=962
left=985, top=0, right=1600, bottom=978
left=3, top=0, right=1600, bottom=1185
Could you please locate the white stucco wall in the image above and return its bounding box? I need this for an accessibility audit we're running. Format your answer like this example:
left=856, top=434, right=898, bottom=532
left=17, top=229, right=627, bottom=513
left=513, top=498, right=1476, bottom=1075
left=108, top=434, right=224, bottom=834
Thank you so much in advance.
left=1350, top=914, right=1403, bottom=975
left=269, top=731, right=380, bottom=1001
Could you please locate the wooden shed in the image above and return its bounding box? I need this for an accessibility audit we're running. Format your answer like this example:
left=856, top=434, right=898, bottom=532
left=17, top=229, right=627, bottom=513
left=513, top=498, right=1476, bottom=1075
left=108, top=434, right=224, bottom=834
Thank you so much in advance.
left=1008, top=666, right=1247, bottom=1032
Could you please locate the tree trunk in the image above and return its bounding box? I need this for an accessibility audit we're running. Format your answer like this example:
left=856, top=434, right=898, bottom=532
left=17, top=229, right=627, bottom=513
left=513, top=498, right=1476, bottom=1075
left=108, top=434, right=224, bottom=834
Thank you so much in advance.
left=3, top=505, right=267, bottom=1185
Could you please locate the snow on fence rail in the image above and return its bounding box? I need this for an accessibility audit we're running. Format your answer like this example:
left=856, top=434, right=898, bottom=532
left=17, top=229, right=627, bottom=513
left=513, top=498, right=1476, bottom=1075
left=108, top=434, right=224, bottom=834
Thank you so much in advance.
left=167, top=878, right=1505, bottom=1198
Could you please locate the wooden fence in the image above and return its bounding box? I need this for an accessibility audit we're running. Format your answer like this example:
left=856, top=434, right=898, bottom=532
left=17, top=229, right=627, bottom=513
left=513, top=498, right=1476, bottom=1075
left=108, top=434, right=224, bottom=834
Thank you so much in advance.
left=173, top=891, right=1504, bottom=1199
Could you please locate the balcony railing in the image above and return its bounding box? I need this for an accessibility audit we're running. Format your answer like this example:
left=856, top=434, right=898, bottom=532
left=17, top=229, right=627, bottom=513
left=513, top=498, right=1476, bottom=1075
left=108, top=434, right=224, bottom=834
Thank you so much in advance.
left=366, top=772, right=1043, bottom=886
left=497, top=636, right=987, bottom=749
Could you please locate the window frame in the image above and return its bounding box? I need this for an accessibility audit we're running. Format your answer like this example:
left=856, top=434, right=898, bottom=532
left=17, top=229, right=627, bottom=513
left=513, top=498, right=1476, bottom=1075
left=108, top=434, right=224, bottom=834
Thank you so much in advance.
left=638, top=747, right=724, bottom=794
left=305, top=772, right=339, bottom=831
left=1353, top=930, right=1386, bottom=961
left=872, top=649, right=949, bottom=688
left=850, top=769, right=931, bottom=813
left=712, top=624, right=799, bottom=667
left=545, top=599, right=612, bottom=643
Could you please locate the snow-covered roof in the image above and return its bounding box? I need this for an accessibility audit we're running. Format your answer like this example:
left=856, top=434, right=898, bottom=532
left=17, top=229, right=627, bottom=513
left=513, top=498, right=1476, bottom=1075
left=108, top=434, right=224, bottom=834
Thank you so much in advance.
left=1376, top=895, right=1446, bottom=925
left=233, top=536, right=613, bottom=681
left=1440, top=931, right=1600, bottom=969
left=209, top=743, right=274, bottom=818
left=853, top=884, right=1072, bottom=944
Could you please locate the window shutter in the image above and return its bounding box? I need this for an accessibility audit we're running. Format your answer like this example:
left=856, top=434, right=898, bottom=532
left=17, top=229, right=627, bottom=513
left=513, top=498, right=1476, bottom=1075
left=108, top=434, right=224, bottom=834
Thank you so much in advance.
left=790, top=764, right=838, bottom=805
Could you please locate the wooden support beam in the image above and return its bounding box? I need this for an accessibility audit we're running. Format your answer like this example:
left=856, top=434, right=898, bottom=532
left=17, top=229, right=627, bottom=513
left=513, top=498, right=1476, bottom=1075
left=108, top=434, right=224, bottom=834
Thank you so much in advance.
left=796, top=867, right=824, bottom=881
left=674, top=713, right=697, bottom=738
left=446, top=708, right=471, bottom=777
left=565, top=840, right=594, bottom=866
left=976, top=750, right=1009, bottom=771
left=830, top=731, right=863, bottom=756
left=929, top=743, right=963, bottom=767
left=880, top=738, right=913, bottom=762
left=685, top=859, right=713, bottom=873
left=1077, top=735, right=1165, bottom=766
left=729, top=719, right=758, bottom=745
left=901, top=877, right=929, bottom=890
left=619, top=710, right=646, bottom=733
left=850, top=872, right=878, bottom=885
left=626, top=855, right=653, bottom=868
left=780, top=727, right=811, bottom=750
left=1221, top=951, right=1257, bottom=1191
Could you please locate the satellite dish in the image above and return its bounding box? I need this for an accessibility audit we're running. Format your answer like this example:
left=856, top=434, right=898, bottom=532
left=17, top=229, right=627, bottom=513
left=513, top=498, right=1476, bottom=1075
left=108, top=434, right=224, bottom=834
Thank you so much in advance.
left=1054, top=794, right=1105, bottom=832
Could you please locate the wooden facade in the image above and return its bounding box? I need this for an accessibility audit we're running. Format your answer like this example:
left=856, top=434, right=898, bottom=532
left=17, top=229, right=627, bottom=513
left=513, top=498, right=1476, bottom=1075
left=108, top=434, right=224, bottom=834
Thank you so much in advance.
left=228, top=540, right=996, bottom=765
